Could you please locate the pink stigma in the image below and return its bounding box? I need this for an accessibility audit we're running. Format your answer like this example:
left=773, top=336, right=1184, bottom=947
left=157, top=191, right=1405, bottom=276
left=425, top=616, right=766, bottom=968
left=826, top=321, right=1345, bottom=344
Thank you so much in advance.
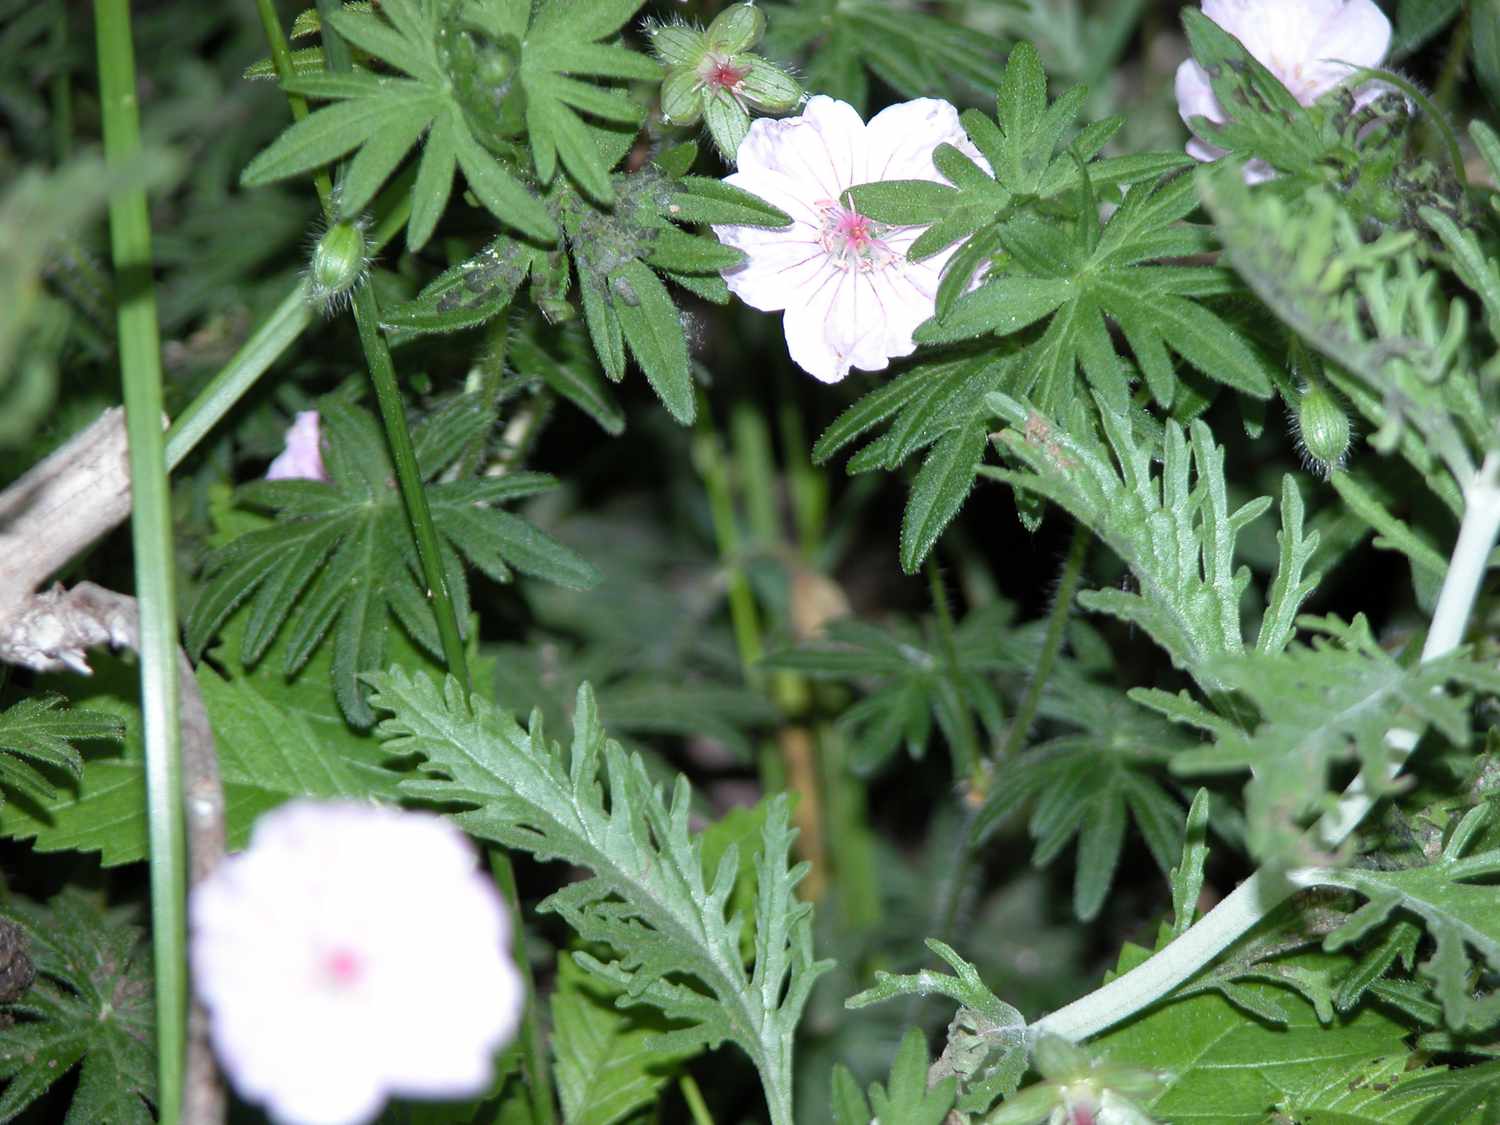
left=323, top=947, right=364, bottom=987
left=835, top=210, right=874, bottom=250
left=705, top=56, right=749, bottom=92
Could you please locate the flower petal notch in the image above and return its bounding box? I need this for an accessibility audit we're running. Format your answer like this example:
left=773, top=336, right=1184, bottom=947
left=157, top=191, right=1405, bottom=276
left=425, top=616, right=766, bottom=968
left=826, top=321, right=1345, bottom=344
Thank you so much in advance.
left=265, top=410, right=329, bottom=482
left=712, top=96, right=982, bottom=384
left=191, top=801, right=523, bottom=1125
left=1175, top=0, right=1393, bottom=175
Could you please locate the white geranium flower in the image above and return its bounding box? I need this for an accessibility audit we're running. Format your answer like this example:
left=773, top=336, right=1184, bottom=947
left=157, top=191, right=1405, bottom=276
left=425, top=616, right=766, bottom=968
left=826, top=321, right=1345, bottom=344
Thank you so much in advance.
left=713, top=95, right=983, bottom=384
left=191, top=801, right=523, bottom=1125
left=1175, top=0, right=1392, bottom=175
left=265, top=410, right=328, bottom=482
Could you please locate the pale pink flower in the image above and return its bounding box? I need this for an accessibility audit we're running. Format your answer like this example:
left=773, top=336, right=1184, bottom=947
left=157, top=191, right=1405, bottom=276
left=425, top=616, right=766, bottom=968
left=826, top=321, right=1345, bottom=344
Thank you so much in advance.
left=1175, top=0, right=1392, bottom=177
left=713, top=96, right=985, bottom=384
left=191, top=801, right=523, bottom=1125
left=266, top=410, right=328, bottom=481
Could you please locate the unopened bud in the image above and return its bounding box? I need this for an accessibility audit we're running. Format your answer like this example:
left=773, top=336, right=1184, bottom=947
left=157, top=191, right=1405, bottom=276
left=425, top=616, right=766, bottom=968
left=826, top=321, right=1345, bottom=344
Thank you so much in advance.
left=1295, top=382, right=1352, bottom=476
left=307, top=220, right=369, bottom=315
left=439, top=18, right=526, bottom=143
left=705, top=3, right=766, bottom=54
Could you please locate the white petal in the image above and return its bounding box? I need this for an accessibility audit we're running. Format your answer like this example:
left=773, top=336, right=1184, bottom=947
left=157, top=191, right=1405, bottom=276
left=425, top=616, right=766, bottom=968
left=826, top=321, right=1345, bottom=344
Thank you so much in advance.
left=266, top=410, right=327, bottom=482
left=191, top=802, right=523, bottom=1125
left=782, top=267, right=859, bottom=383
left=863, top=97, right=972, bottom=183
left=719, top=232, right=832, bottom=313
left=1174, top=59, right=1223, bottom=130
left=736, top=95, right=864, bottom=200
left=1305, top=0, right=1391, bottom=94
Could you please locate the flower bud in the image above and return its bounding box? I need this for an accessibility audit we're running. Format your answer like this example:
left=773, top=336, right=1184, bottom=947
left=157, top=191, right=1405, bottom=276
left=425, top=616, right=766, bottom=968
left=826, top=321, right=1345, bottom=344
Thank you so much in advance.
left=706, top=3, right=766, bottom=54
left=660, top=67, right=705, bottom=126
left=646, top=20, right=706, bottom=69
left=739, top=58, right=802, bottom=113
left=439, top=18, right=526, bottom=143
left=1295, top=382, right=1352, bottom=476
left=307, top=220, right=369, bottom=315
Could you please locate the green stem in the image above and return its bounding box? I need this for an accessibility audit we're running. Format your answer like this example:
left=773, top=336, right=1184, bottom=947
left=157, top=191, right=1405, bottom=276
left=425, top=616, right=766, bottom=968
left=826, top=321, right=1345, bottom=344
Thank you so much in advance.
left=487, top=853, right=558, bottom=1125
left=678, top=1074, right=717, bottom=1125
left=998, top=521, right=1089, bottom=764
left=350, top=283, right=470, bottom=683
left=296, top=0, right=468, bottom=685
left=95, top=2, right=186, bottom=1120
left=925, top=557, right=981, bottom=783
left=255, top=0, right=334, bottom=211
left=1033, top=454, right=1500, bottom=1044
left=694, top=405, right=764, bottom=683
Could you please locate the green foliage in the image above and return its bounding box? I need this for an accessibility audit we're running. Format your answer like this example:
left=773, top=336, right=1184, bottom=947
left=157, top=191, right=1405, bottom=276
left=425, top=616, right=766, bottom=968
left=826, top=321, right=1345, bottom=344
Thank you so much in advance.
left=187, top=397, right=596, bottom=725
left=846, top=939, right=1028, bottom=1113
left=985, top=392, right=1319, bottom=690
left=550, top=954, right=693, bottom=1125
left=368, top=674, right=833, bottom=1125
left=1302, top=804, right=1500, bottom=1032
left=762, top=601, right=1015, bottom=776
left=244, top=0, right=551, bottom=248
left=1141, top=616, right=1500, bottom=861
left=761, top=0, right=1009, bottom=112
left=383, top=146, right=787, bottom=425
left=829, top=1028, right=954, bottom=1125
left=0, top=613, right=412, bottom=864
left=1093, top=940, right=1436, bottom=1123
left=0, top=890, right=154, bottom=1123
left=975, top=671, right=1195, bottom=920
left=1198, top=167, right=1482, bottom=510
left=0, top=696, right=121, bottom=806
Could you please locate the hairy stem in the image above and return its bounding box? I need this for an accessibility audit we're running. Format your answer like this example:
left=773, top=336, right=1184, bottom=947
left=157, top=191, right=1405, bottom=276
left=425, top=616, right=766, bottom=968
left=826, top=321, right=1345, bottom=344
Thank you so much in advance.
left=1032, top=453, right=1500, bottom=1043
left=95, top=1, right=187, bottom=1118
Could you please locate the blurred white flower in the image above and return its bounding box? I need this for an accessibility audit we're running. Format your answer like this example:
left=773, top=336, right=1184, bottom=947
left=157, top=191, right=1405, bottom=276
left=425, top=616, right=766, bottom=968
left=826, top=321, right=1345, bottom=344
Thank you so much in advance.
left=713, top=95, right=983, bottom=384
left=191, top=801, right=522, bottom=1125
left=266, top=410, right=328, bottom=482
left=1175, top=0, right=1392, bottom=176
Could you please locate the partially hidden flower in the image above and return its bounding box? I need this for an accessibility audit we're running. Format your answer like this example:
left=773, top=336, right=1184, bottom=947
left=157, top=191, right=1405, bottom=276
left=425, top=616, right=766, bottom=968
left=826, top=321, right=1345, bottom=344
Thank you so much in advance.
left=712, top=95, right=984, bottom=384
left=1175, top=0, right=1392, bottom=177
left=265, top=410, right=328, bottom=482
left=191, top=801, right=523, bottom=1125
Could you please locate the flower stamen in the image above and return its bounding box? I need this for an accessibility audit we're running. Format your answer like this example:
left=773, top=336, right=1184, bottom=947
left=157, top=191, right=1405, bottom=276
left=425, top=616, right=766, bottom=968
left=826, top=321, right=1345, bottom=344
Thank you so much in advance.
left=816, top=201, right=895, bottom=271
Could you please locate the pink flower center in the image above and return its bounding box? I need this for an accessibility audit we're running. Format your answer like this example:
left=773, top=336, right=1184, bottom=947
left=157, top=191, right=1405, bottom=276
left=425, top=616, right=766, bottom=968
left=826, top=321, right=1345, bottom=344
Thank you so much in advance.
left=702, top=55, right=749, bottom=93
left=321, top=947, right=365, bottom=988
left=817, top=201, right=895, bottom=271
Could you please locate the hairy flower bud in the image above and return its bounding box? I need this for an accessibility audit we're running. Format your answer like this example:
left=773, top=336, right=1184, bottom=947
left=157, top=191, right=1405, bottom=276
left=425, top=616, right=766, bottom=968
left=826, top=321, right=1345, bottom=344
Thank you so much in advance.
left=306, top=219, right=369, bottom=316
left=705, top=3, right=766, bottom=54
left=1295, top=382, right=1353, bottom=476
